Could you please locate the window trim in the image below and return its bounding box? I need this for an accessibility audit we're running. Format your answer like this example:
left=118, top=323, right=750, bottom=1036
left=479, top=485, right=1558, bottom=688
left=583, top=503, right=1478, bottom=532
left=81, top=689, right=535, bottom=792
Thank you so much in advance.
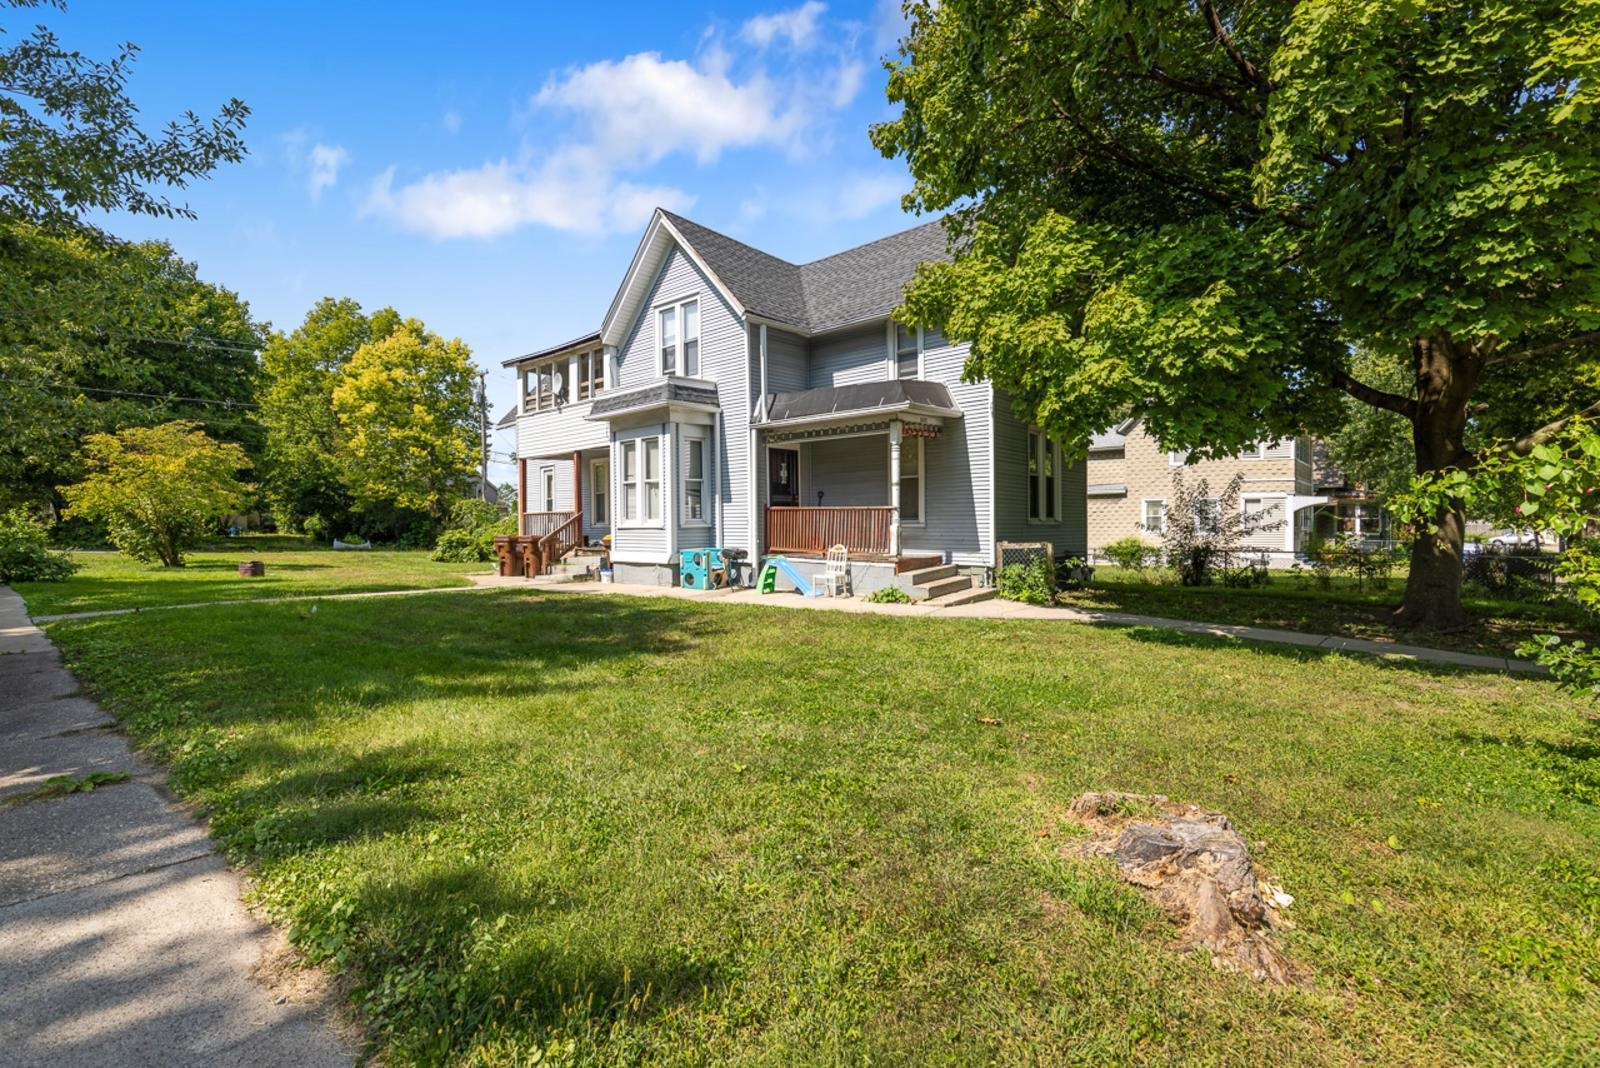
left=889, top=321, right=923, bottom=381
left=893, top=436, right=926, bottom=527
left=1141, top=497, right=1168, bottom=535
left=619, top=441, right=640, bottom=525
left=589, top=456, right=609, bottom=527
left=655, top=295, right=702, bottom=378
left=1196, top=496, right=1222, bottom=535
left=1026, top=427, right=1060, bottom=524
left=681, top=431, right=710, bottom=526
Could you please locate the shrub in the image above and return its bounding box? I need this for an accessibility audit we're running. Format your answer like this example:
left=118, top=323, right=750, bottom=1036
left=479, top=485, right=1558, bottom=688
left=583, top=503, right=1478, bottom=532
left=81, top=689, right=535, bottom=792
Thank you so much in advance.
left=865, top=585, right=912, bottom=604
left=430, top=498, right=515, bottom=562
left=430, top=528, right=483, bottom=563
left=1161, top=471, right=1285, bottom=586
left=998, top=555, right=1056, bottom=605
left=0, top=509, right=79, bottom=583
left=1101, top=536, right=1160, bottom=572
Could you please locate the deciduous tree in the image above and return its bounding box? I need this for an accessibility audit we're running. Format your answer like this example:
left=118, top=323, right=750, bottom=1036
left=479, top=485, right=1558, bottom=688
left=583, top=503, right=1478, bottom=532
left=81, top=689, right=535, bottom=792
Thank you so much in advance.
left=875, top=0, right=1600, bottom=627
left=330, top=320, right=477, bottom=521
left=61, top=421, right=249, bottom=567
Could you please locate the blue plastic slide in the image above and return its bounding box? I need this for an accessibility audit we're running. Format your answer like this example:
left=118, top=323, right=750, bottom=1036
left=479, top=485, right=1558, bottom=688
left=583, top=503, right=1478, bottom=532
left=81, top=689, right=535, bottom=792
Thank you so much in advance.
left=758, top=555, right=821, bottom=597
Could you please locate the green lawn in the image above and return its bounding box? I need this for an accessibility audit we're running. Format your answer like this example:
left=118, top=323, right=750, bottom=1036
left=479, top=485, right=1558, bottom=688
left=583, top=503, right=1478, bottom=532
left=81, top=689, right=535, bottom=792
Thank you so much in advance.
left=1059, top=566, right=1594, bottom=659
left=12, top=548, right=486, bottom=616
left=36, top=590, right=1600, bottom=1065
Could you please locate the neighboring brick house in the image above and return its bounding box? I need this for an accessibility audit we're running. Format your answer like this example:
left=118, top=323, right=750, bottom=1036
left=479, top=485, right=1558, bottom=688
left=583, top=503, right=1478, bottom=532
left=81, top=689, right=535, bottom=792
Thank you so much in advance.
left=1086, top=417, right=1326, bottom=562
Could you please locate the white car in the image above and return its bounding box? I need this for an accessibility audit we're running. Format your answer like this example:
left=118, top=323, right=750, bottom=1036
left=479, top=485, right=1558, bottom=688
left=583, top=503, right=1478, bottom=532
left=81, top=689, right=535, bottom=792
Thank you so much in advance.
left=1489, top=529, right=1547, bottom=551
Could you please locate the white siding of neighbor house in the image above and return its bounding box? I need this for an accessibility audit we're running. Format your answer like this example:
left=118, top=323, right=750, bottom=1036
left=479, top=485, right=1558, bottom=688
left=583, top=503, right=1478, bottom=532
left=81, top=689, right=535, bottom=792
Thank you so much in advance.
left=902, top=334, right=990, bottom=565
left=808, top=322, right=891, bottom=389
left=992, top=391, right=1088, bottom=557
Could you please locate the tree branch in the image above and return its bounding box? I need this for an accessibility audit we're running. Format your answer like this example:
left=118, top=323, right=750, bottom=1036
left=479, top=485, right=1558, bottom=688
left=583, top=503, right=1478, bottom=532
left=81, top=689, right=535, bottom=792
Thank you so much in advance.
left=1511, top=397, right=1600, bottom=456
left=1200, top=0, right=1272, bottom=92
left=1486, top=330, right=1600, bottom=368
left=1332, top=369, right=1417, bottom=418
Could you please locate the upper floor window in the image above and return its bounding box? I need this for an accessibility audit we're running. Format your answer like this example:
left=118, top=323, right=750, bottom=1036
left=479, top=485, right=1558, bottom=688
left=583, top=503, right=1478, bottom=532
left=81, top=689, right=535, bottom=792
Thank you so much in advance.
left=1027, top=428, right=1058, bottom=522
left=1168, top=450, right=1188, bottom=466
left=658, top=299, right=700, bottom=377
left=522, top=358, right=568, bottom=412
left=894, top=323, right=920, bottom=379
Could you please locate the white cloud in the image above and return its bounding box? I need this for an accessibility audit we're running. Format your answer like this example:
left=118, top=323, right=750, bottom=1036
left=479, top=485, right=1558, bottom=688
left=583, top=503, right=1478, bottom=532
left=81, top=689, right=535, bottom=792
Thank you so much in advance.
left=364, top=5, right=872, bottom=240
left=534, top=51, right=805, bottom=165
left=306, top=143, right=349, bottom=202
left=362, top=156, right=693, bottom=240
left=442, top=110, right=462, bottom=134
left=801, top=172, right=906, bottom=222
left=741, top=1, right=828, bottom=49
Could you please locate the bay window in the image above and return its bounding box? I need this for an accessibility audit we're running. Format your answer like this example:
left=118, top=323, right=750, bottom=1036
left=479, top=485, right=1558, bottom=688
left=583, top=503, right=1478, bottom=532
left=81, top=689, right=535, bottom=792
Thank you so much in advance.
left=684, top=435, right=706, bottom=523
left=643, top=436, right=661, bottom=522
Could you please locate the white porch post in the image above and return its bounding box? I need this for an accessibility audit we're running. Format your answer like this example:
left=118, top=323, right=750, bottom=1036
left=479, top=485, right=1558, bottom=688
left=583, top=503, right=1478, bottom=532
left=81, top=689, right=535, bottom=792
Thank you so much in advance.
left=889, top=421, right=902, bottom=556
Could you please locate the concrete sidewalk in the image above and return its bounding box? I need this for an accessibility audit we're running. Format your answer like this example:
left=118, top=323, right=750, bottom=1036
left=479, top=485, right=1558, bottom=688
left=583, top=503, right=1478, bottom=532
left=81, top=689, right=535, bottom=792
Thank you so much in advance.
left=470, top=574, right=1546, bottom=676
left=0, top=587, right=351, bottom=1068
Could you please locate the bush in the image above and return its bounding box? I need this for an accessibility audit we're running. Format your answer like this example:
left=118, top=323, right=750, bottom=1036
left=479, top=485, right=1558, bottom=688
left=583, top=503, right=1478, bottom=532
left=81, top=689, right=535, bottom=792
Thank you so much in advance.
left=430, top=528, right=484, bottom=563
left=997, top=555, right=1056, bottom=605
left=865, top=585, right=913, bottom=604
left=1100, top=536, right=1161, bottom=572
left=0, top=509, right=79, bottom=583
left=430, top=498, right=516, bottom=562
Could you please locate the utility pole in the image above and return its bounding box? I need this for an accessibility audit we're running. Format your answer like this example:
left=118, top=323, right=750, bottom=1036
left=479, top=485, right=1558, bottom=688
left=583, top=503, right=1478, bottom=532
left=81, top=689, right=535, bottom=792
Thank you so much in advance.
left=475, top=371, right=488, bottom=501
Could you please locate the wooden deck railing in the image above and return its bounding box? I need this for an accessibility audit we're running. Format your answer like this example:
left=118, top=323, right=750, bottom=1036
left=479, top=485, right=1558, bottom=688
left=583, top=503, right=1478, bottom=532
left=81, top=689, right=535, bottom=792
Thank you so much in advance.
left=534, top=512, right=584, bottom=577
left=522, top=511, right=576, bottom=538
left=765, top=506, right=894, bottom=556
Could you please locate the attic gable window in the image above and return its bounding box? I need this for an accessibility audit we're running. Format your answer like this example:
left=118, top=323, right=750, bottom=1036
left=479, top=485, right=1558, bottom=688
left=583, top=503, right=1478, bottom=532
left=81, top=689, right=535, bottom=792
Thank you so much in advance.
left=657, top=298, right=700, bottom=377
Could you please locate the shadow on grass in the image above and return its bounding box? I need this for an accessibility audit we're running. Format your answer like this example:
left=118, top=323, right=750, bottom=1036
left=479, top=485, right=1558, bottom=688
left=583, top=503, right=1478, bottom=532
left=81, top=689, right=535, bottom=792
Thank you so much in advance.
left=1111, top=623, right=1519, bottom=680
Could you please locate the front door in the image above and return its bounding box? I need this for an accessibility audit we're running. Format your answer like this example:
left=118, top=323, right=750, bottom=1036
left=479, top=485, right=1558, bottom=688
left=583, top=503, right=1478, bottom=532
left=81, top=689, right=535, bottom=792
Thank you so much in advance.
left=768, top=448, right=800, bottom=506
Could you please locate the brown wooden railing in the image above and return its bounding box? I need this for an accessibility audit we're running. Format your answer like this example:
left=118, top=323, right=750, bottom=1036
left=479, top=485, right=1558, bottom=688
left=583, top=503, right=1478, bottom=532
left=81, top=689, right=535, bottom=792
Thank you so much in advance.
left=534, top=511, right=584, bottom=577
left=765, top=506, right=894, bottom=556
left=522, top=511, right=576, bottom=538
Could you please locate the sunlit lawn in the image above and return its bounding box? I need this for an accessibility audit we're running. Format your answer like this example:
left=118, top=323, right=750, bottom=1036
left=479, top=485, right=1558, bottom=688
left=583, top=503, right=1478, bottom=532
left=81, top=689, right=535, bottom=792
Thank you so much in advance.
left=1059, top=565, right=1594, bottom=659
left=13, top=546, right=486, bottom=616
left=39, top=588, right=1600, bottom=1065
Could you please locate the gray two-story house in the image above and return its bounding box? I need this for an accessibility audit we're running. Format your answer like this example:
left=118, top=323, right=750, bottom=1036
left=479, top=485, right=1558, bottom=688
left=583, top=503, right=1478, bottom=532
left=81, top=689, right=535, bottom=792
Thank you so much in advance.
left=505, top=209, right=1086, bottom=596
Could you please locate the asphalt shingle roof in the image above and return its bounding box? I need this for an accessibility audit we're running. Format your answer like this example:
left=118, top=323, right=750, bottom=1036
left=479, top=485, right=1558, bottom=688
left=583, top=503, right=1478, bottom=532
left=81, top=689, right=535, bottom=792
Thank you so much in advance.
left=660, top=210, right=950, bottom=335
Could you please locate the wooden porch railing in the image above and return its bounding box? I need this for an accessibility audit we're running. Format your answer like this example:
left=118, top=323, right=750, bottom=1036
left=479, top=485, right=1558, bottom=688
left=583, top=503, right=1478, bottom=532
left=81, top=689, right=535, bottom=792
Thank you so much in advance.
left=522, top=511, right=576, bottom=538
left=765, top=506, right=894, bottom=556
left=533, top=511, right=584, bottom=577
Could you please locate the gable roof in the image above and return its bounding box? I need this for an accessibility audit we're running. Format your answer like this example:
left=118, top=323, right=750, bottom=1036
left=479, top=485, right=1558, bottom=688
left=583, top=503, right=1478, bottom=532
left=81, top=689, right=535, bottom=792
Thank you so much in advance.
left=658, top=210, right=951, bottom=335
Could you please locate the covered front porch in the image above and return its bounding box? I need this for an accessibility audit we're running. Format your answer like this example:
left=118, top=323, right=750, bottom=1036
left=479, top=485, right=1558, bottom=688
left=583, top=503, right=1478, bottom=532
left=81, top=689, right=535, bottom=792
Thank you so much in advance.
left=756, top=381, right=959, bottom=559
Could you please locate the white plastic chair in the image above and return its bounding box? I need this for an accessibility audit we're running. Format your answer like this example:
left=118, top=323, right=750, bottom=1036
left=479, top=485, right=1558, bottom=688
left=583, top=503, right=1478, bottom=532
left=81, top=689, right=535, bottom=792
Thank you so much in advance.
left=813, top=544, right=850, bottom=597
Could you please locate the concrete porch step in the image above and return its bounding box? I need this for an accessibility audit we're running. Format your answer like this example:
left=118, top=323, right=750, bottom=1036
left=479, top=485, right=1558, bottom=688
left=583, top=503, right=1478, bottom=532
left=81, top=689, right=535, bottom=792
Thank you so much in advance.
left=911, top=575, right=972, bottom=601
left=925, top=585, right=997, bottom=607
left=902, top=564, right=957, bottom=586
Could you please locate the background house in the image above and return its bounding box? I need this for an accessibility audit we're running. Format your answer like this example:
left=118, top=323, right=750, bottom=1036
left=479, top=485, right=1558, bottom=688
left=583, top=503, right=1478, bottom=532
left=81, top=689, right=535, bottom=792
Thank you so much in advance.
left=1086, top=418, right=1324, bottom=563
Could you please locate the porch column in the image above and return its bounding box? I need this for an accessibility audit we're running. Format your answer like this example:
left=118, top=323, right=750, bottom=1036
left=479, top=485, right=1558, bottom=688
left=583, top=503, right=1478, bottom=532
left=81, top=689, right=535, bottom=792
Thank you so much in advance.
left=889, top=421, right=902, bottom=556
left=518, top=458, right=527, bottom=533
left=572, top=450, right=582, bottom=516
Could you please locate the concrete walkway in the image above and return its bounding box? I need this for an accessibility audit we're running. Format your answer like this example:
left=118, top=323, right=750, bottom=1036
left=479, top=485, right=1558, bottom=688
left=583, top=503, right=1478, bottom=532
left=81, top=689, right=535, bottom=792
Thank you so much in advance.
left=0, top=588, right=351, bottom=1068
left=470, top=574, right=1546, bottom=675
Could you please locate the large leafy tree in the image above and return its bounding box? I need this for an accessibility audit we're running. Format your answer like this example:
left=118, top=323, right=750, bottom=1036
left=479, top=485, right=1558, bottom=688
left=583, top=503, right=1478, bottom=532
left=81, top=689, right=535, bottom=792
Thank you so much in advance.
left=1, top=0, right=248, bottom=229
left=0, top=223, right=263, bottom=510
left=62, top=420, right=250, bottom=567
left=874, top=0, right=1600, bottom=627
left=330, top=320, right=478, bottom=522
left=257, top=299, right=400, bottom=532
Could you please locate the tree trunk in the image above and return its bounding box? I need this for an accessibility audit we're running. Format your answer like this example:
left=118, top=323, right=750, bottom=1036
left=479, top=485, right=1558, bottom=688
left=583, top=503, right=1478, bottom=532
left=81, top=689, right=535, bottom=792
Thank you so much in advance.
left=1398, top=334, right=1483, bottom=628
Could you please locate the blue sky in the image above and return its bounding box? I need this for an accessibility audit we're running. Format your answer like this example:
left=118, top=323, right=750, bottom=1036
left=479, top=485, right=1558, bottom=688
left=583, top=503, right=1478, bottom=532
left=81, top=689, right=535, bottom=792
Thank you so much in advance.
left=50, top=0, right=919, bottom=479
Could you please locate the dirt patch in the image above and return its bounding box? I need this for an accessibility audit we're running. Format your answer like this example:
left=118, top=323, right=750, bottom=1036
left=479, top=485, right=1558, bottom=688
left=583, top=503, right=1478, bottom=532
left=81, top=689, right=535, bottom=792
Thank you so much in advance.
left=1066, top=791, right=1303, bottom=985
left=249, top=924, right=367, bottom=1050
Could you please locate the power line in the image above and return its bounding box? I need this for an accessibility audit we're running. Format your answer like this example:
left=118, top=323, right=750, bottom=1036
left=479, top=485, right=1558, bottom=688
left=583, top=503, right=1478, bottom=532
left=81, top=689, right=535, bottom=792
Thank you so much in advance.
left=0, top=377, right=260, bottom=409
left=0, top=312, right=264, bottom=356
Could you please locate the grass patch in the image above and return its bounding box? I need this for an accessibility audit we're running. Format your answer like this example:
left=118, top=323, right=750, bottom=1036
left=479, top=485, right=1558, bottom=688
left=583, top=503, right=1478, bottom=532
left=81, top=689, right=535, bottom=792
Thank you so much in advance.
left=1, top=771, right=129, bottom=809
left=45, top=592, right=1600, bottom=1064
left=11, top=549, right=485, bottom=616
left=1060, top=566, right=1595, bottom=658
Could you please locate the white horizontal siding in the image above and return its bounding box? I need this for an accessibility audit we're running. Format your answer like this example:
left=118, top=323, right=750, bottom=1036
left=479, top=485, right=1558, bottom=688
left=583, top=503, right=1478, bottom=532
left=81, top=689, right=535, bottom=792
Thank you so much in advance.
left=903, top=337, right=988, bottom=563
left=808, top=322, right=889, bottom=389
left=516, top=400, right=609, bottom=460
left=806, top=437, right=887, bottom=506
left=766, top=327, right=808, bottom=394
left=992, top=391, right=1086, bottom=558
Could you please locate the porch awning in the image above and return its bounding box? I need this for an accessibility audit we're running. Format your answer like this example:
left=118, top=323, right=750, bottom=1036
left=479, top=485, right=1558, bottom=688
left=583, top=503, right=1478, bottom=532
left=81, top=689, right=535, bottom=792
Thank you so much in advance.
left=756, top=380, right=962, bottom=429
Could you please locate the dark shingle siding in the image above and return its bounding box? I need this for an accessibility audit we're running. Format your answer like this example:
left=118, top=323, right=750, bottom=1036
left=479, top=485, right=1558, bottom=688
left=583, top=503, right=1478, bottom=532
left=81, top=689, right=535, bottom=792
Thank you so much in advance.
left=659, top=211, right=951, bottom=336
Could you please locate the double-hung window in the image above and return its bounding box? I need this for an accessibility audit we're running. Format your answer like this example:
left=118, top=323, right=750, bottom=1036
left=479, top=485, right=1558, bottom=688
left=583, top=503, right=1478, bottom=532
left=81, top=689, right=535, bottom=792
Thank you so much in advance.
left=1142, top=499, right=1167, bottom=533
left=658, top=299, right=700, bottom=377
left=683, top=435, right=706, bottom=523
left=894, top=323, right=920, bottom=379
left=620, top=442, right=640, bottom=523
left=900, top=438, right=922, bottom=523
left=1196, top=497, right=1222, bottom=534
left=643, top=436, right=661, bottom=522
left=1027, top=428, right=1058, bottom=522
